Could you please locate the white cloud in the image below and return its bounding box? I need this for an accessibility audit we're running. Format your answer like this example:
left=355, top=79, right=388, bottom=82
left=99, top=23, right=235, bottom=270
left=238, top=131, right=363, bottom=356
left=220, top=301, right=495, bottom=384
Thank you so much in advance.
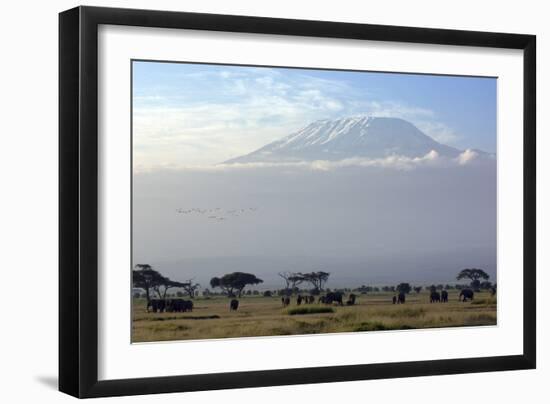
left=362, top=100, right=435, bottom=120
left=456, top=149, right=479, bottom=165
left=133, top=72, right=357, bottom=166
left=134, top=149, right=491, bottom=174
left=415, top=121, right=460, bottom=144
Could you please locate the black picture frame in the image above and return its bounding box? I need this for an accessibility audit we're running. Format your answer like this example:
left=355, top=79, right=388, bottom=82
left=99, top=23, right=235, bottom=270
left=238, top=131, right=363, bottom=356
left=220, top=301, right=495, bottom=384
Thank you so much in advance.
left=59, top=5, right=536, bottom=398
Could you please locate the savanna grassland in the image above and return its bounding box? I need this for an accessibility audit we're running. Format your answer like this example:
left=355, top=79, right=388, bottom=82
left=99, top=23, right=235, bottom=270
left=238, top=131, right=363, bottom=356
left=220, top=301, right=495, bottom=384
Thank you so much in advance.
left=132, top=290, right=496, bottom=343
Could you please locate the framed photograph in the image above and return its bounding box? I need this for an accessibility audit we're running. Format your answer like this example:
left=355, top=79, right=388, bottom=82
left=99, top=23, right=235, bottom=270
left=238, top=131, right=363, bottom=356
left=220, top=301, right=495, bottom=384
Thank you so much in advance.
left=59, top=6, right=536, bottom=398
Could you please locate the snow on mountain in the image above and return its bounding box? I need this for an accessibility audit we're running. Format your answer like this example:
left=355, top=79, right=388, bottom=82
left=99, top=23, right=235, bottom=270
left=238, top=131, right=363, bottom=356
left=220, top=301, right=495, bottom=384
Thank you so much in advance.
left=225, top=116, right=491, bottom=164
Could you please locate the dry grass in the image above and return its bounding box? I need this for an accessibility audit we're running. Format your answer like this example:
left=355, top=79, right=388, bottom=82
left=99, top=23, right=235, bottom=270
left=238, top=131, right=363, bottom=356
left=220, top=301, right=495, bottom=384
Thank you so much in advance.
left=132, top=290, right=496, bottom=342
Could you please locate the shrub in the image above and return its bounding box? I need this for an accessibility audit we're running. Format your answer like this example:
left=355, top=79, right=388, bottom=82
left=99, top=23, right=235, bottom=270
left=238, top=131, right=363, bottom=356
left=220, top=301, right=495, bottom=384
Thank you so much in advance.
left=150, top=315, right=220, bottom=321
left=287, top=307, right=334, bottom=315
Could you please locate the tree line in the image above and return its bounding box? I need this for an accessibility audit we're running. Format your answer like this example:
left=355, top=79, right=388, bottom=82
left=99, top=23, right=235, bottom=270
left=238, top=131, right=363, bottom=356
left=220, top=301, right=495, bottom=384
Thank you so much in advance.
left=132, top=264, right=494, bottom=301
left=132, top=264, right=200, bottom=301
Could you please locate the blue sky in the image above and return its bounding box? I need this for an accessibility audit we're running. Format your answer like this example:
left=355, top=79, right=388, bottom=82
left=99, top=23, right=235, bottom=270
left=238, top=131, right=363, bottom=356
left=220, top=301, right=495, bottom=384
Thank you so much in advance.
left=132, top=60, right=496, bottom=168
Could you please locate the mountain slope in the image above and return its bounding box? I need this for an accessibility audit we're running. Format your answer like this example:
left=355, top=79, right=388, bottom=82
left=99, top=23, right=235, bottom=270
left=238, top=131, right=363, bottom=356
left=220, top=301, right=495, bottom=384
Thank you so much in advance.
left=225, top=116, right=485, bottom=163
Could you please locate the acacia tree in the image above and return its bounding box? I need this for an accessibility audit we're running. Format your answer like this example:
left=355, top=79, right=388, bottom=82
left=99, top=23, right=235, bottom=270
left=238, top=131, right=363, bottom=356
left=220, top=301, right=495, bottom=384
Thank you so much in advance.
left=152, top=276, right=183, bottom=300
left=132, top=266, right=191, bottom=300
left=278, top=271, right=292, bottom=291
left=210, top=277, right=229, bottom=295
left=180, top=279, right=201, bottom=298
left=210, top=272, right=263, bottom=297
left=413, top=286, right=423, bottom=294
left=355, top=285, right=372, bottom=294
left=480, top=281, right=493, bottom=290
left=456, top=268, right=490, bottom=288
left=278, top=272, right=305, bottom=295
left=132, top=264, right=165, bottom=303
left=470, top=280, right=481, bottom=291
left=300, top=271, right=330, bottom=293
left=396, top=283, right=412, bottom=294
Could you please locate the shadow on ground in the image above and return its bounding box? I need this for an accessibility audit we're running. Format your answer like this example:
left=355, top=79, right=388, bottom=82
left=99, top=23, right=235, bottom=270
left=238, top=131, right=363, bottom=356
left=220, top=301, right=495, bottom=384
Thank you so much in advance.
left=36, top=375, right=58, bottom=390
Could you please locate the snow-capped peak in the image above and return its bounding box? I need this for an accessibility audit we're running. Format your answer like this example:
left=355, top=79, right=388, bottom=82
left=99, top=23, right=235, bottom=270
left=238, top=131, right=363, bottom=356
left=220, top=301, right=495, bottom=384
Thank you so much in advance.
left=225, top=116, right=486, bottom=164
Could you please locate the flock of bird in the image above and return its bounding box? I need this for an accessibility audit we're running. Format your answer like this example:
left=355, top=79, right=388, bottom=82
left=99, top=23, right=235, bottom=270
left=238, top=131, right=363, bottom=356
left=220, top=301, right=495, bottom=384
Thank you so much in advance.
left=175, top=207, right=259, bottom=222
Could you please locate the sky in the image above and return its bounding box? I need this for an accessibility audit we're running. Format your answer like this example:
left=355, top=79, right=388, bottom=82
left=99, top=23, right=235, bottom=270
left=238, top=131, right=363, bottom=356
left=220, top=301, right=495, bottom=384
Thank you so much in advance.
left=132, top=60, right=497, bottom=169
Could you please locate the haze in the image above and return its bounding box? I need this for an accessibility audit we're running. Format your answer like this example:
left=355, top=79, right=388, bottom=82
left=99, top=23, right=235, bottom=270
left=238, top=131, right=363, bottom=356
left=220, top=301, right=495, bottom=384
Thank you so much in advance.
left=133, top=163, right=496, bottom=288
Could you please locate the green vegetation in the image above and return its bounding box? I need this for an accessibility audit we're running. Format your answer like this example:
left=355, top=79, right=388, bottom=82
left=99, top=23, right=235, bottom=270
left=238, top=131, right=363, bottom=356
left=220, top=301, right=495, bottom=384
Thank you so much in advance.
left=287, top=306, right=334, bottom=315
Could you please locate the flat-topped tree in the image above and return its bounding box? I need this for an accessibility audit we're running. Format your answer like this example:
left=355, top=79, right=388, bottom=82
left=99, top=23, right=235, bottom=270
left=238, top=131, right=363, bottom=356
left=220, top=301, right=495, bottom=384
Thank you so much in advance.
left=278, top=271, right=306, bottom=296
left=299, top=271, right=330, bottom=294
left=158, top=279, right=199, bottom=299
left=180, top=279, right=200, bottom=298
left=132, top=264, right=165, bottom=303
left=210, top=272, right=263, bottom=297
left=456, top=268, right=490, bottom=289
left=396, top=283, right=412, bottom=294
left=132, top=264, right=191, bottom=300
left=152, top=277, right=186, bottom=300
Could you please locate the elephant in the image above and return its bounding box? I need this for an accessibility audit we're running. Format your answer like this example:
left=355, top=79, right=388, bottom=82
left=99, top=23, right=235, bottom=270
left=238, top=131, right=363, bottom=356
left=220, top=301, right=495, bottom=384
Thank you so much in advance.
left=165, top=298, right=193, bottom=312
left=182, top=300, right=193, bottom=312
left=147, top=299, right=166, bottom=313
left=397, top=292, right=406, bottom=304
left=165, top=299, right=180, bottom=312
left=441, top=290, right=449, bottom=302
left=323, top=292, right=344, bottom=305
left=346, top=293, right=357, bottom=306
left=296, top=295, right=303, bottom=305
left=229, top=299, right=239, bottom=311
left=459, top=289, right=474, bottom=302
left=430, top=291, right=441, bottom=303
left=392, top=296, right=397, bottom=304
left=282, top=296, right=290, bottom=307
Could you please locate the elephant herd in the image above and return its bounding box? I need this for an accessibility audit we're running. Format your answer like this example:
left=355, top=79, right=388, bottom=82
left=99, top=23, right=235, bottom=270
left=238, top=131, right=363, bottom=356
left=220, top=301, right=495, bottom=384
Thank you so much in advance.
left=429, top=290, right=448, bottom=303
left=147, top=298, right=193, bottom=313
left=429, top=289, right=475, bottom=303
left=146, top=289, right=478, bottom=314
left=390, top=289, right=475, bottom=304
left=279, top=292, right=357, bottom=307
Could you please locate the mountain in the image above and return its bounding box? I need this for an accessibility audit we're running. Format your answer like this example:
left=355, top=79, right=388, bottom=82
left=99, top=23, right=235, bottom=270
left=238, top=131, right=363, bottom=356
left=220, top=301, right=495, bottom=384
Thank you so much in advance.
left=225, top=116, right=490, bottom=163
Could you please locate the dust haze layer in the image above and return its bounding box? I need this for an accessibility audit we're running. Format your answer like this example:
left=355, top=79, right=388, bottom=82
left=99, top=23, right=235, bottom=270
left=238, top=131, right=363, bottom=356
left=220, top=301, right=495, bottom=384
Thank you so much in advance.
left=133, top=165, right=496, bottom=289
